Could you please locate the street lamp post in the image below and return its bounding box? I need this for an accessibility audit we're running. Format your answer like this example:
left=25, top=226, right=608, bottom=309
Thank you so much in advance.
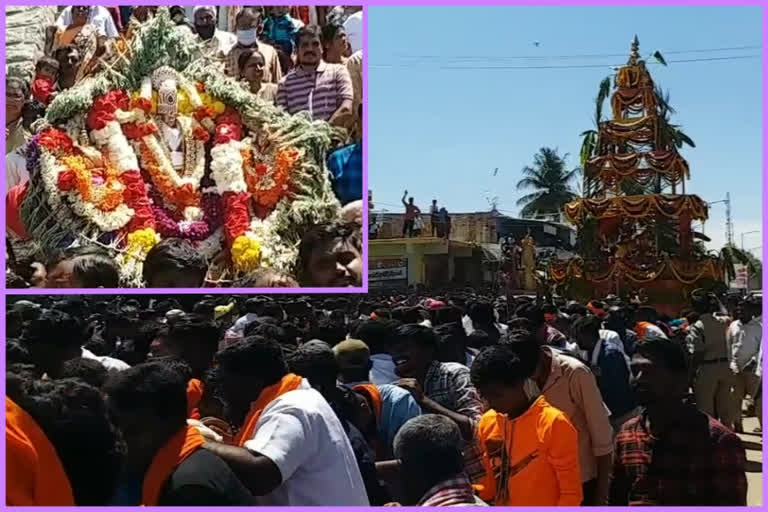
left=741, top=231, right=760, bottom=251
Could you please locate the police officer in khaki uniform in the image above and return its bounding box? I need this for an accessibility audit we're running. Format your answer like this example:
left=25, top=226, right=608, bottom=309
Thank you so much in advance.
left=687, top=290, right=737, bottom=428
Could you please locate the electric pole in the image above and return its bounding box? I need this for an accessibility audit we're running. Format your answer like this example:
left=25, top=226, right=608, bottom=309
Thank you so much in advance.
left=725, top=192, right=734, bottom=247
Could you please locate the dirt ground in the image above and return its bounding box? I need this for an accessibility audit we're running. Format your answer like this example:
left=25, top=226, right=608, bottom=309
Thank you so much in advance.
left=739, top=416, right=762, bottom=506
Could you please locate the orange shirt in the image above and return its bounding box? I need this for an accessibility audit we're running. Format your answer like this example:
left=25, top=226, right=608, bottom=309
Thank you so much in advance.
left=475, top=395, right=583, bottom=506
left=6, top=397, right=75, bottom=506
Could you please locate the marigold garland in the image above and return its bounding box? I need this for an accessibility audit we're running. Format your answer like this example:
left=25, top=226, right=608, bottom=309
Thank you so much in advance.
left=124, top=227, right=160, bottom=258
left=231, top=234, right=261, bottom=272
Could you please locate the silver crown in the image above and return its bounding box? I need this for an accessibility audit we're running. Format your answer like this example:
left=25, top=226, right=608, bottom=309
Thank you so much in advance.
left=151, top=66, right=178, bottom=90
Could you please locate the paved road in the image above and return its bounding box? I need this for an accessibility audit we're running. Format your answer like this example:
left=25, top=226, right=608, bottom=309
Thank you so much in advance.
left=740, top=416, right=762, bottom=506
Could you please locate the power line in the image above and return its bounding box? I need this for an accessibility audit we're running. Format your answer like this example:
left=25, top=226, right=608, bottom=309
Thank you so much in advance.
left=371, top=54, right=760, bottom=70
left=392, top=44, right=762, bottom=62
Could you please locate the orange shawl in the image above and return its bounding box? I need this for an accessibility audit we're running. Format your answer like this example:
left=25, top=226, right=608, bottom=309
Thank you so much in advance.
left=186, top=379, right=204, bottom=420
left=634, top=321, right=654, bottom=340
left=6, top=397, right=75, bottom=506
left=141, top=426, right=206, bottom=506
left=234, top=373, right=303, bottom=446
left=353, top=384, right=382, bottom=424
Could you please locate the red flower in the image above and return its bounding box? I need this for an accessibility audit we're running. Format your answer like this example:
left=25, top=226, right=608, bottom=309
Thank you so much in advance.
left=39, top=128, right=73, bottom=154
left=217, top=109, right=242, bottom=126
left=214, top=122, right=242, bottom=144
left=193, top=105, right=216, bottom=122
left=131, top=97, right=153, bottom=115
left=193, top=126, right=211, bottom=142
left=122, top=122, right=157, bottom=140
left=57, top=170, right=77, bottom=191
left=120, top=170, right=156, bottom=231
left=87, top=90, right=130, bottom=130
left=222, top=191, right=251, bottom=244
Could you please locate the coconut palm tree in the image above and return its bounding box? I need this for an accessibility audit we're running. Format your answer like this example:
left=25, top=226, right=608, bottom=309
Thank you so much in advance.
left=516, top=147, right=579, bottom=219
left=717, top=244, right=759, bottom=282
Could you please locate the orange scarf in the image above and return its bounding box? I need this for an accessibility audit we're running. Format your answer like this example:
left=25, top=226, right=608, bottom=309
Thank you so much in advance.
left=141, top=426, right=205, bottom=506
left=353, top=384, right=382, bottom=424
left=6, top=397, right=75, bottom=506
left=186, top=379, right=204, bottom=420
left=635, top=321, right=654, bottom=339
left=234, top=373, right=303, bottom=446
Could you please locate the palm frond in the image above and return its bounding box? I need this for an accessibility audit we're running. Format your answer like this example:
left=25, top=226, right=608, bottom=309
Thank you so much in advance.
left=516, top=177, right=545, bottom=192
left=595, top=76, right=611, bottom=125
left=516, top=191, right=545, bottom=208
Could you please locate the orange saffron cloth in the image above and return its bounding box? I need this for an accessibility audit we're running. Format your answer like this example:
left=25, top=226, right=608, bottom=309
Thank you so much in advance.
left=141, top=426, right=206, bottom=505
left=234, top=373, right=303, bottom=446
left=475, top=396, right=583, bottom=506
left=186, top=379, right=204, bottom=420
left=353, top=384, right=382, bottom=423
left=6, top=397, right=75, bottom=506
left=634, top=321, right=655, bottom=340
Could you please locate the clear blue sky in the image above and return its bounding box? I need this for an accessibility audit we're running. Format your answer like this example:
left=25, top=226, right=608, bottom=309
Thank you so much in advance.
left=368, top=6, right=763, bottom=255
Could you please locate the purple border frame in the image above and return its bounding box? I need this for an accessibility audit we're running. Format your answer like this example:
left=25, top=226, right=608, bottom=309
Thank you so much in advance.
left=1, top=1, right=369, bottom=295
left=2, top=1, right=766, bottom=510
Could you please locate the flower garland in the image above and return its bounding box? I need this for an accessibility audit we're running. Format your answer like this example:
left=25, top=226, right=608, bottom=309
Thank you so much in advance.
left=58, top=154, right=124, bottom=211
left=25, top=9, right=345, bottom=285
left=150, top=187, right=222, bottom=241
left=245, top=148, right=298, bottom=210
left=137, top=135, right=202, bottom=209
left=208, top=110, right=262, bottom=272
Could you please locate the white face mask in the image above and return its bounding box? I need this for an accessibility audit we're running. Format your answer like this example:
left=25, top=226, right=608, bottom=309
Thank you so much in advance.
left=237, top=29, right=258, bottom=46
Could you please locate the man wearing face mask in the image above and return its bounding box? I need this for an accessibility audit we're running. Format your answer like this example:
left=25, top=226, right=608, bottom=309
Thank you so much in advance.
left=225, top=8, right=282, bottom=85
left=276, top=25, right=354, bottom=126
left=193, top=6, right=237, bottom=67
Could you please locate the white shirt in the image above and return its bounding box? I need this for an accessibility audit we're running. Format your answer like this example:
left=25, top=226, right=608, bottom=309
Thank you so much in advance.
left=81, top=347, right=130, bottom=372
left=370, top=353, right=398, bottom=385
left=56, top=6, right=118, bottom=38
left=343, top=11, right=363, bottom=53
left=243, top=379, right=369, bottom=506
left=732, top=316, right=762, bottom=372
left=6, top=149, right=28, bottom=192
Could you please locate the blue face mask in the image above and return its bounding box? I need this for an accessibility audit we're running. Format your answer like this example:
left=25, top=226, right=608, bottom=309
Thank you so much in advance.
left=237, top=28, right=258, bottom=46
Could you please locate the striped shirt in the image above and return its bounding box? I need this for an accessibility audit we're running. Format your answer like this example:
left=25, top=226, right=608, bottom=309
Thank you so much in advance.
left=423, top=361, right=487, bottom=483
left=276, top=61, right=353, bottom=122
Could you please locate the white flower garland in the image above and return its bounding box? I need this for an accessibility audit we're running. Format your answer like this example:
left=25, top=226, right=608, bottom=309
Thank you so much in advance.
left=210, top=140, right=247, bottom=194
left=245, top=207, right=297, bottom=272
left=39, top=144, right=135, bottom=232
left=66, top=192, right=135, bottom=231
left=89, top=120, right=140, bottom=173
left=140, top=130, right=205, bottom=189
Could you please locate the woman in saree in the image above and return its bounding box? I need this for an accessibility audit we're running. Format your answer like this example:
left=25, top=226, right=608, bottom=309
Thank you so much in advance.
left=53, top=6, right=100, bottom=83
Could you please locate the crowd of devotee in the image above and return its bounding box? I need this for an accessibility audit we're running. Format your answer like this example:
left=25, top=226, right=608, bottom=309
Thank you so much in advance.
left=6, top=5, right=363, bottom=288
left=7, top=288, right=759, bottom=505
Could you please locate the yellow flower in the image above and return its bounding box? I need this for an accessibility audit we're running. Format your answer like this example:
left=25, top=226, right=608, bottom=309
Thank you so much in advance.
left=232, top=235, right=262, bottom=272
left=126, top=228, right=160, bottom=258
left=213, top=101, right=226, bottom=115
left=151, top=92, right=158, bottom=114
left=177, top=89, right=194, bottom=115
